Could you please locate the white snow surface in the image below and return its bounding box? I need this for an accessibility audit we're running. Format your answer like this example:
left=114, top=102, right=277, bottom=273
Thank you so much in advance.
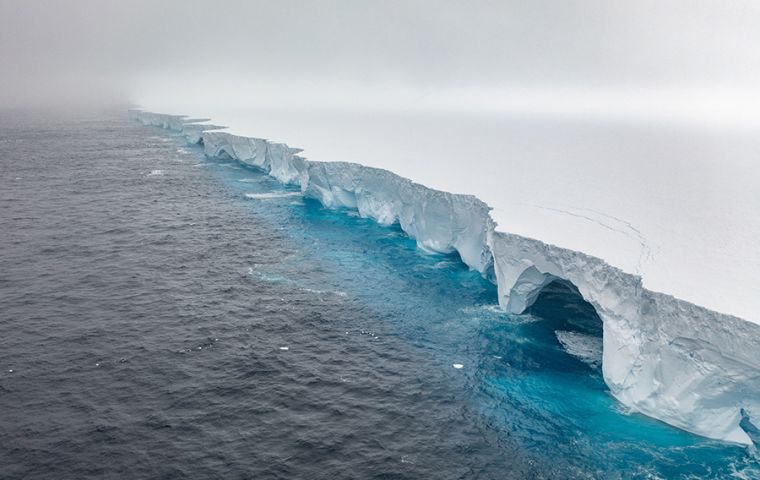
left=130, top=109, right=760, bottom=446
left=169, top=109, right=760, bottom=323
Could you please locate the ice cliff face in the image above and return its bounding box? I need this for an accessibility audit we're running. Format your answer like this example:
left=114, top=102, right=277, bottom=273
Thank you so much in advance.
left=489, top=232, right=760, bottom=445
left=303, top=161, right=494, bottom=273
left=130, top=109, right=760, bottom=446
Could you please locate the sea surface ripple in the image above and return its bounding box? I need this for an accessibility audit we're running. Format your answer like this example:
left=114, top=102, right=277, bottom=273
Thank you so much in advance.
left=0, top=111, right=757, bottom=479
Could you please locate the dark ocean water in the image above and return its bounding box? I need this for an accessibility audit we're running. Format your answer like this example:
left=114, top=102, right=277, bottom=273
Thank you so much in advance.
left=0, top=110, right=757, bottom=479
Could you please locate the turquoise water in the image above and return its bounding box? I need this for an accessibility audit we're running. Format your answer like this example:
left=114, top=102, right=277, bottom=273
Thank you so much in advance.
left=200, top=134, right=759, bottom=478
left=1, top=112, right=756, bottom=479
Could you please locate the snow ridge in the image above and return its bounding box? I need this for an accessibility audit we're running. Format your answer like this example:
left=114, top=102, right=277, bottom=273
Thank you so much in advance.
left=130, top=109, right=760, bottom=446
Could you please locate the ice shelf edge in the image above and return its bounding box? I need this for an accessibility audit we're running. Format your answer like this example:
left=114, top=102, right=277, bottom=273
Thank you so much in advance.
left=130, top=109, right=760, bottom=446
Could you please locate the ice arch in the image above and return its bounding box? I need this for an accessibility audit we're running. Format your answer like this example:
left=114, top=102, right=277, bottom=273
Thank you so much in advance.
left=130, top=109, right=760, bottom=446
left=504, top=266, right=593, bottom=316
left=526, top=279, right=604, bottom=370
left=488, top=231, right=760, bottom=445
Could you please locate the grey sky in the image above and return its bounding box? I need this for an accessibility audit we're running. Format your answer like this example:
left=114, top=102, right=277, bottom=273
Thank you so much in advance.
left=2, top=0, right=760, bottom=111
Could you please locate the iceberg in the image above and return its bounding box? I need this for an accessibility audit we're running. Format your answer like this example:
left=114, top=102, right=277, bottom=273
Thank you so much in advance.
left=130, top=109, right=760, bottom=445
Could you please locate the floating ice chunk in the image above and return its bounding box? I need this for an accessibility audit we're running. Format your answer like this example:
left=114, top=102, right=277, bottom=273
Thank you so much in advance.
left=244, top=192, right=302, bottom=200
left=452, top=364, right=464, bottom=369
left=555, top=330, right=603, bottom=369
left=279, top=347, right=289, bottom=351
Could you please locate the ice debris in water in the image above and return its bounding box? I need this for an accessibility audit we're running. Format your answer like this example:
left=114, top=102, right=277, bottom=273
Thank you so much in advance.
left=279, top=347, right=289, bottom=351
left=555, top=330, right=603, bottom=369
left=244, top=192, right=302, bottom=200
left=452, top=364, right=464, bottom=369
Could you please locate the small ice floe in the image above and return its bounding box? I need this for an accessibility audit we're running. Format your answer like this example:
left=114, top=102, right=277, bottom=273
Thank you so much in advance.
left=8, top=369, right=13, bottom=373
left=452, top=364, right=464, bottom=369
left=401, top=455, right=416, bottom=464
left=147, top=169, right=165, bottom=176
left=279, top=347, right=289, bottom=351
left=95, top=363, right=100, bottom=367
left=359, top=330, right=380, bottom=340
left=244, top=192, right=301, bottom=200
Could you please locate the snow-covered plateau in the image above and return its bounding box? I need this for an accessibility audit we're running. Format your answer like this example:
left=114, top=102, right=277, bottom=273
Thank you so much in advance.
left=130, top=109, right=760, bottom=446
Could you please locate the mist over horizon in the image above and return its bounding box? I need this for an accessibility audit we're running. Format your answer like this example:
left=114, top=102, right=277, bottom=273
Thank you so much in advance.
left=2, top=0, right=760, bottom=126
left=4, top=2, right=760, bottom=477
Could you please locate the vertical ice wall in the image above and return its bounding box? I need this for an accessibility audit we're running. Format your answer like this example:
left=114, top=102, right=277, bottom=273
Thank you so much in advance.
left=488, top=232, right=760, bottom=445
left=130, top=109, right=760, bottom=445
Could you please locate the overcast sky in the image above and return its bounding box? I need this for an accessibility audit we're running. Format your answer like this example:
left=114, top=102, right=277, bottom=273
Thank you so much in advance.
left=2, top=0, right=760, bottom=122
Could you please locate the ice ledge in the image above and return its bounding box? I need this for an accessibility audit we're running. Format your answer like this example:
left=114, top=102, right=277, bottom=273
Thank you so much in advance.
left=130, top=109, right=760, bottom=446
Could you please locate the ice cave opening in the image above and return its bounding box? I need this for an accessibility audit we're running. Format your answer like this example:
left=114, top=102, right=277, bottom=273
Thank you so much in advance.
left=525, top=279, right=604, bottom=372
